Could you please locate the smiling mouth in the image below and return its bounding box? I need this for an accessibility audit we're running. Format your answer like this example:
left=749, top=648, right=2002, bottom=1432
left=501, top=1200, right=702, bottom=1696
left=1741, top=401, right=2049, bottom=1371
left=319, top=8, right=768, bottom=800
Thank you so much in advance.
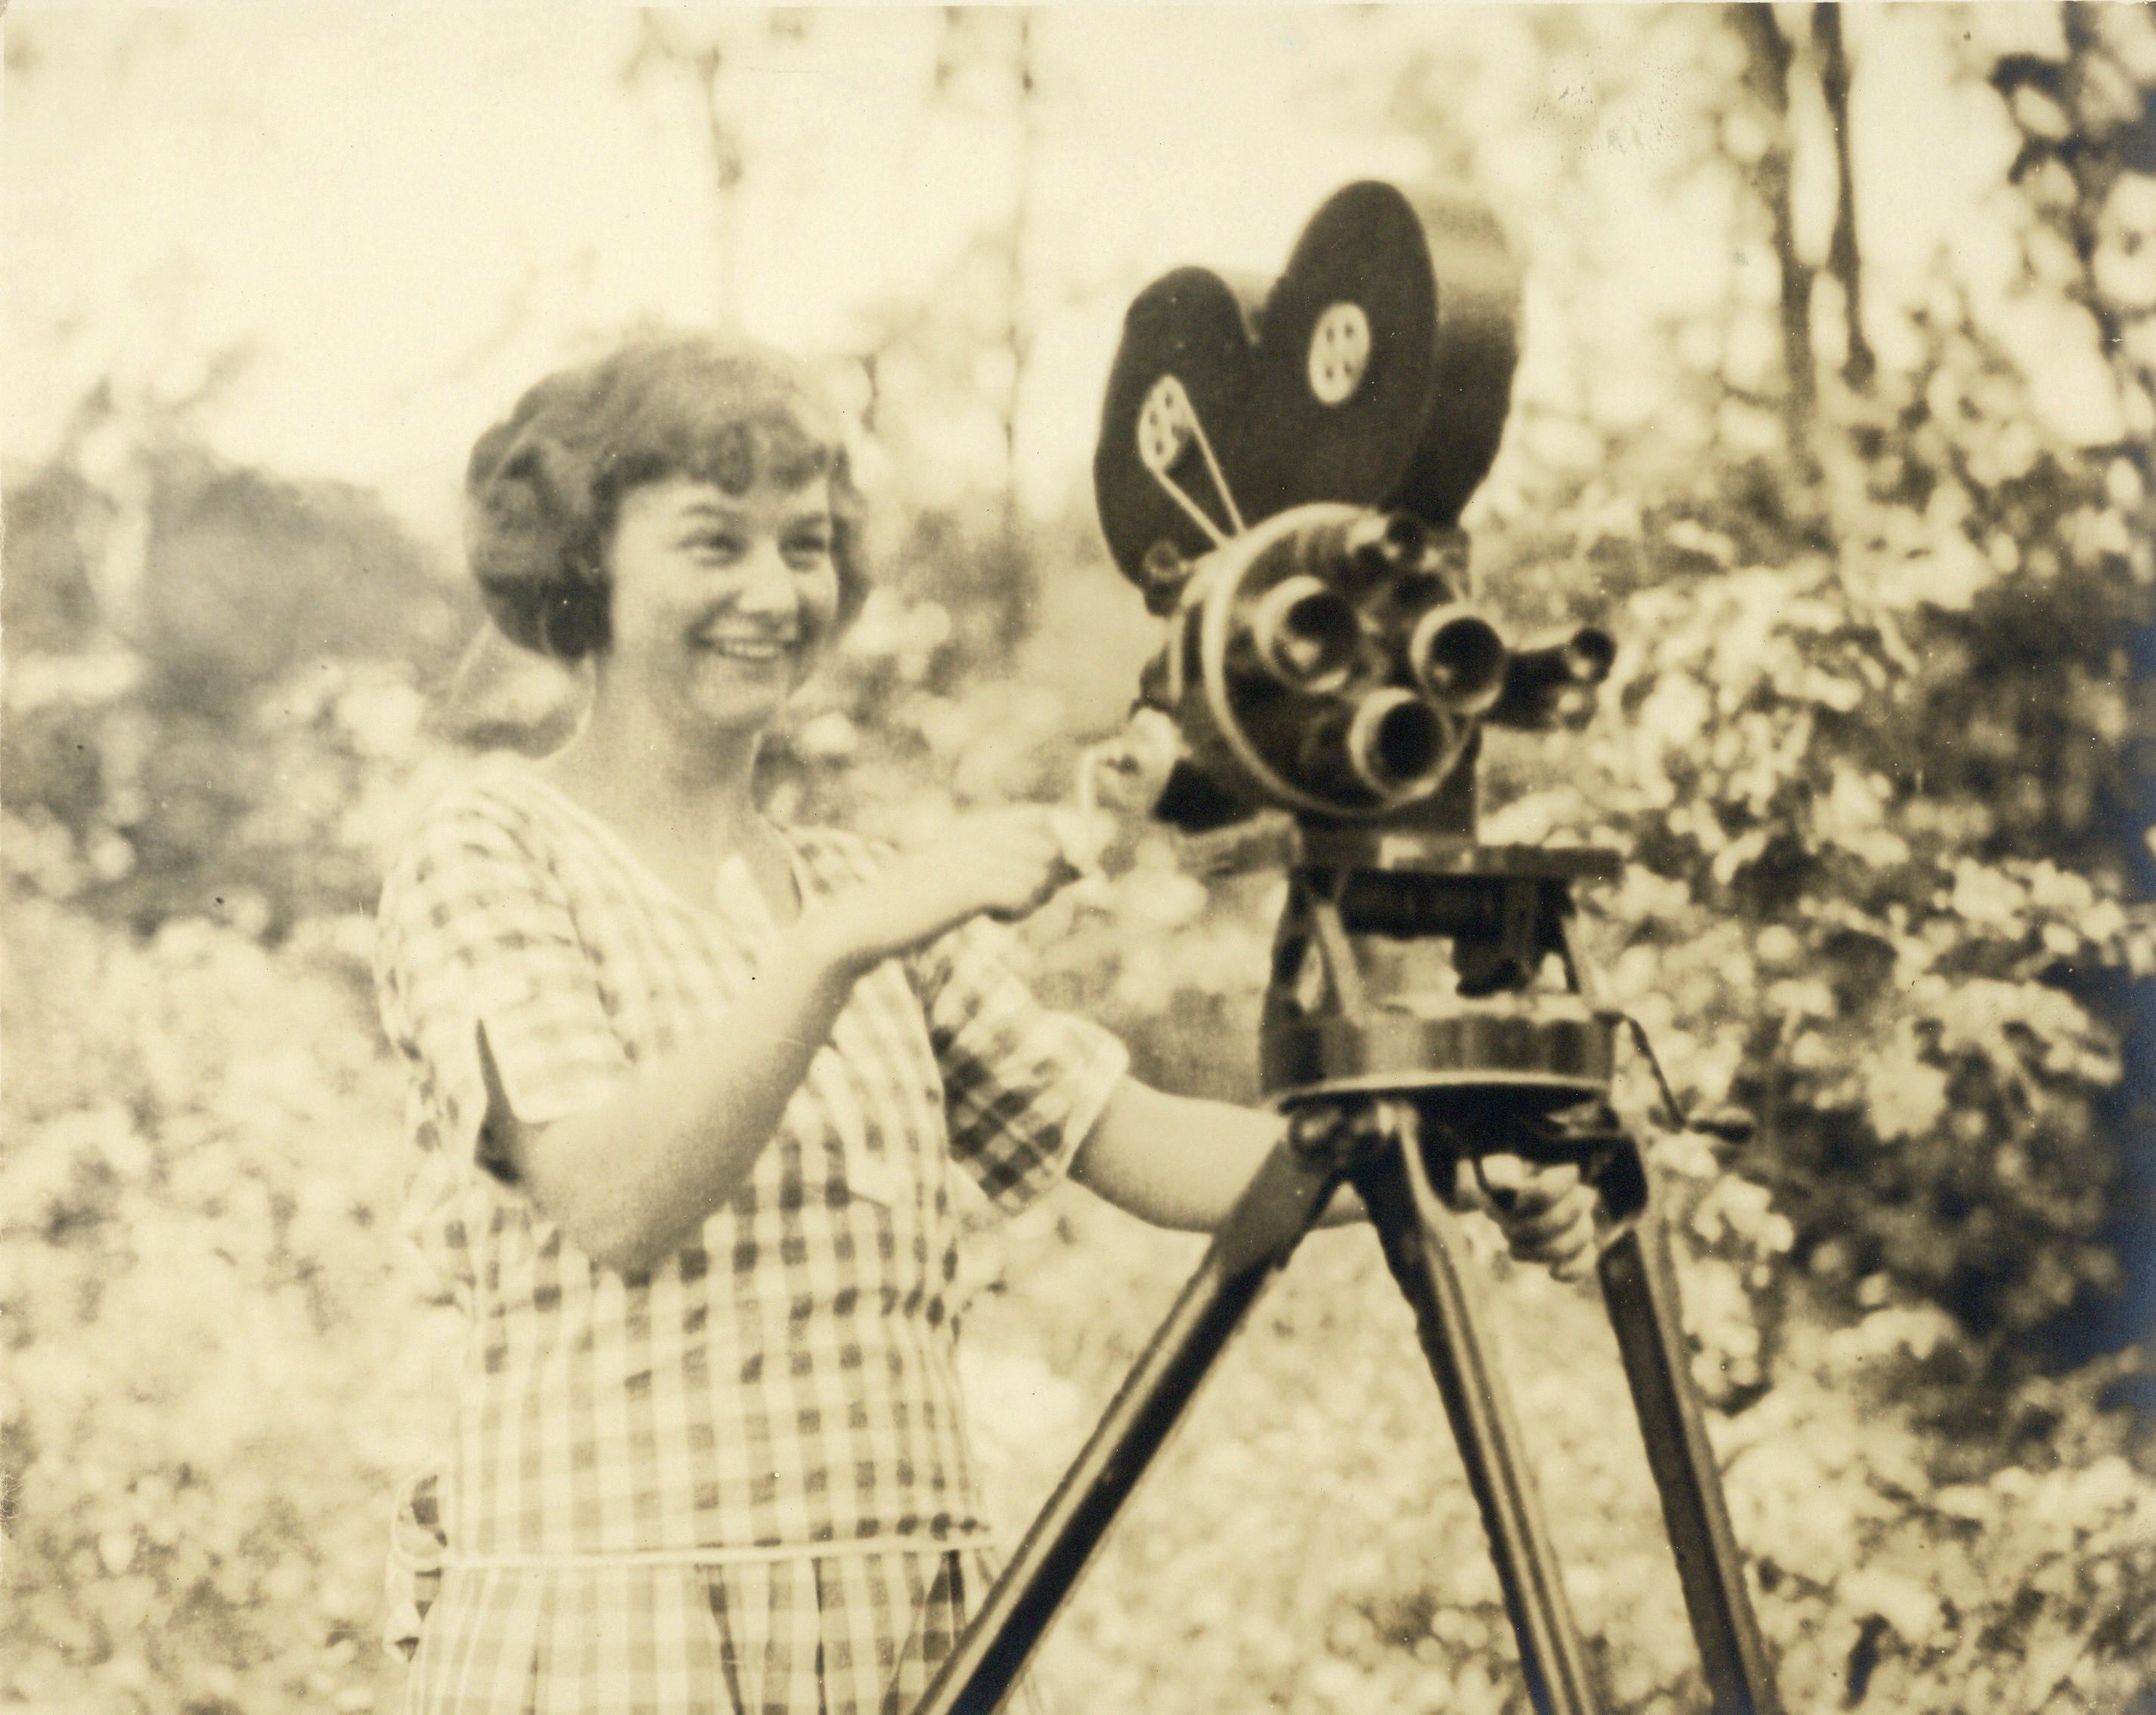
left=694, top=631, right=799, bottom=662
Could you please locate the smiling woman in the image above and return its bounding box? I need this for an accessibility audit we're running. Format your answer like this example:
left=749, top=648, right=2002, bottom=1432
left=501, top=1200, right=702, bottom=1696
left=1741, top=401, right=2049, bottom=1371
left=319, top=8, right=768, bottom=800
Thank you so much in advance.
left=597, top=474, right=841, bottom=750
left=369, top=329, right=1596, bottom=1715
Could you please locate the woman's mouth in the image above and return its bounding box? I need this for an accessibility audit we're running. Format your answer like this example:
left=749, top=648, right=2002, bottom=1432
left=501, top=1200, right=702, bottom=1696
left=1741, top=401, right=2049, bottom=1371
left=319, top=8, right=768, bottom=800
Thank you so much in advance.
left=694, top=629, right=797, bottom=663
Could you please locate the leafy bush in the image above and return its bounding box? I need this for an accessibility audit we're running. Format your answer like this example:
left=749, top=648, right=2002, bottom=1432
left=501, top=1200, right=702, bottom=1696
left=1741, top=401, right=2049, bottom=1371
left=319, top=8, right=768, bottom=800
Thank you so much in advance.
left=3, top=444, right=472, bottom=937
left=1450, top=298, right=2156, bottom=1373
left=1, top=893, right=458, bottom=1715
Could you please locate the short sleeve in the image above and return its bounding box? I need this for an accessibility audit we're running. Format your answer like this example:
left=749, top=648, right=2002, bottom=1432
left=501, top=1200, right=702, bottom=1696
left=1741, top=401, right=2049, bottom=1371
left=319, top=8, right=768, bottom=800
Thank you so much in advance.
left=375, top=790, right=630, bottom=1180
left=907, top=916, right=1129, bottom=1214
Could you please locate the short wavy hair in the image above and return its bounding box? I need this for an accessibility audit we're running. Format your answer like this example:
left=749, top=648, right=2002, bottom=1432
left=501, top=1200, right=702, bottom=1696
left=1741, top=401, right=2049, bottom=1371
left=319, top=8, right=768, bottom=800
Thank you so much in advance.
left=464, top=333, right=870, bottom=660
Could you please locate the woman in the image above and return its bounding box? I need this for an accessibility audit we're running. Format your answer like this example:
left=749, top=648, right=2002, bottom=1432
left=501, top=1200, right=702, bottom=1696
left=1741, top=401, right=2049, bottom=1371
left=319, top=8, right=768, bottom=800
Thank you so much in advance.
left=375, top=332, right=1596, bottom=1715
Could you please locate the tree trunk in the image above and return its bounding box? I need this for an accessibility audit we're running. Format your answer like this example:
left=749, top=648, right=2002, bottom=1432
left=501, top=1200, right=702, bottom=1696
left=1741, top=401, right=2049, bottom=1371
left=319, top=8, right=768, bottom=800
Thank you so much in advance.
left=999, top=11, right=1038, bottom=544
left=1814, top=4, right=1875, bottom=390
left=1729, top=3, right=1816, bottom=454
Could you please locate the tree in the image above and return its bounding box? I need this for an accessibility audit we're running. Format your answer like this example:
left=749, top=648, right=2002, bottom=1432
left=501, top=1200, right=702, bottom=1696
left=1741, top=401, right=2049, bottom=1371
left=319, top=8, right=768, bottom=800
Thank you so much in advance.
left=620, top=12, right=807, bottom=327
left=848, top=10, right=1066, bottom=662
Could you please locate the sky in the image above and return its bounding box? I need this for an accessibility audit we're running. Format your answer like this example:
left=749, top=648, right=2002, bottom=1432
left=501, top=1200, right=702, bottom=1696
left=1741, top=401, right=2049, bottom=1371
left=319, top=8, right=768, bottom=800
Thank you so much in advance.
left=4, top=4, right=2102, bottom=558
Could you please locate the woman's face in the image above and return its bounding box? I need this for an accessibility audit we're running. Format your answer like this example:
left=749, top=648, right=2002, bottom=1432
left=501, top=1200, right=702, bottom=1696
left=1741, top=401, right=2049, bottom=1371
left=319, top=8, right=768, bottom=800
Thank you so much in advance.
left=598, top=471, right=839, bottom=740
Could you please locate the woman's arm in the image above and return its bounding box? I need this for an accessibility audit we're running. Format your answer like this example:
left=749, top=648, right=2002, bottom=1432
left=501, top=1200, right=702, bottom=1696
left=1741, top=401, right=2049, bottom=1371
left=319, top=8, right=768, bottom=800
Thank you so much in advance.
left=503, top=808, right=1077, bottom=1275
left=1065, top=1078, right=1311, bottom=1233
left=499, top=920, right=871, bottom=1275
left=1069, top=1075, right=1601, bottom=1277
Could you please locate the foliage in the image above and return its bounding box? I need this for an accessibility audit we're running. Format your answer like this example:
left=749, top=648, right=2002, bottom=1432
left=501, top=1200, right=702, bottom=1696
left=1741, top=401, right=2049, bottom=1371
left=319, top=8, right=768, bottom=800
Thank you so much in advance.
left=1, top=892, right=458, bottom=1715
left=1481, top=422, right=2154, bottom=1352
left=3, top=441, right=471, bottom=939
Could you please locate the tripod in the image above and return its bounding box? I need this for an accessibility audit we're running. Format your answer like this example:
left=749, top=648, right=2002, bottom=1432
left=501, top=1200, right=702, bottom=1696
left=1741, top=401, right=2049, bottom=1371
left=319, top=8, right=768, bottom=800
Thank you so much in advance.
left=911, top=820, right=1784, bottom=1715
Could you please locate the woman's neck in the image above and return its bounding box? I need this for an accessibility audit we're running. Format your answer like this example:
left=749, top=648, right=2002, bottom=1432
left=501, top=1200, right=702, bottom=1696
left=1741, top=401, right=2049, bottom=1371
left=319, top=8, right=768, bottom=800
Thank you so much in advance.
left=539, top=703, right=784, bottom=918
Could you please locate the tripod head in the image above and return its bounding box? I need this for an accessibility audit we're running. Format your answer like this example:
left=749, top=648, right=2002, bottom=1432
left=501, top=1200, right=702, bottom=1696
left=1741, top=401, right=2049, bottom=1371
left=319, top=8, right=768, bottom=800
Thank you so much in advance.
left=1094, top=180, right=1647, bottom=1169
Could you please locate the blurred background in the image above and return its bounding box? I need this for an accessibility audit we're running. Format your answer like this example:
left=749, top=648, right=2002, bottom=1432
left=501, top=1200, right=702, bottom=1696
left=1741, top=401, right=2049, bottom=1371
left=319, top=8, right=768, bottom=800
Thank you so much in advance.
left=5, top=6, right=2153, bottom=1713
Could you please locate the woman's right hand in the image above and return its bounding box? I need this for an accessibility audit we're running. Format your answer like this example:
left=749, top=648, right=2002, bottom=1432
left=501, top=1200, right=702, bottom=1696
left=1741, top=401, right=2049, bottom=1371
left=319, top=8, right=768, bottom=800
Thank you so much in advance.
left=811, top=808, right=1079, bottom=974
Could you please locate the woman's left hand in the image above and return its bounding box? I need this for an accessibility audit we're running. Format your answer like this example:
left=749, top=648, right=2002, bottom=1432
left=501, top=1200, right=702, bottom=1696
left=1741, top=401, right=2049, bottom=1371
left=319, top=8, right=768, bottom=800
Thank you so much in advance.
left=1475, top=1155, right=1602, bottom=1282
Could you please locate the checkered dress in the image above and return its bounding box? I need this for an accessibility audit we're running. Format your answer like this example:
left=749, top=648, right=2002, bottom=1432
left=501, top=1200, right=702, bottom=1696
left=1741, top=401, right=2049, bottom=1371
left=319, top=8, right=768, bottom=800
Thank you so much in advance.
left=374, top=762, right=1128, bottom=1714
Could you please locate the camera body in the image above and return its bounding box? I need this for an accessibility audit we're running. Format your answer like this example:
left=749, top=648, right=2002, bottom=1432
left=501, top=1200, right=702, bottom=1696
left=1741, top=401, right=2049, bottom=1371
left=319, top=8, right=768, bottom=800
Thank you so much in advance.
left=1096, top=180, right=1612, bottom=836
left=1094, top=180, right=1626, bottom=1121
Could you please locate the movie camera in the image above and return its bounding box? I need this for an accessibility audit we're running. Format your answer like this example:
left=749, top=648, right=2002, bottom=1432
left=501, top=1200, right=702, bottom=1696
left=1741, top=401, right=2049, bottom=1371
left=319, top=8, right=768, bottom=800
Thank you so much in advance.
left=917, top=181, right=1783, bottom=1715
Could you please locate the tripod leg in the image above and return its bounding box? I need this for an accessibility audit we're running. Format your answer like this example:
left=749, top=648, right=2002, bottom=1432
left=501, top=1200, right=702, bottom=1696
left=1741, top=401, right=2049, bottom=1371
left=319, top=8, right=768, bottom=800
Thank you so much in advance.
left=911, top=1136, right=1343, bottom=1715
left=1596, top=1215, right=1782, bottom=1715
left=1350, top=1136, right=1602, bottom=1715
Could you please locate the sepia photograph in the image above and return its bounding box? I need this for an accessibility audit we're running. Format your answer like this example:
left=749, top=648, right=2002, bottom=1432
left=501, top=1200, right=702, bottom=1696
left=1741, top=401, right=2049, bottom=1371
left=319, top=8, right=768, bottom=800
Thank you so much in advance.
left=5, top=6, right=2152, bottom=1713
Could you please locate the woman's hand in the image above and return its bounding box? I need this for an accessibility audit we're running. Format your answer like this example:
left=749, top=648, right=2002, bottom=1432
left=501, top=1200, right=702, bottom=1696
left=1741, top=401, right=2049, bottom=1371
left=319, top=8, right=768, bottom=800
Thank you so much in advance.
left=1474, top=1154, right=1602, bottom=1282
left=812, top=808, right=1080, bottom=975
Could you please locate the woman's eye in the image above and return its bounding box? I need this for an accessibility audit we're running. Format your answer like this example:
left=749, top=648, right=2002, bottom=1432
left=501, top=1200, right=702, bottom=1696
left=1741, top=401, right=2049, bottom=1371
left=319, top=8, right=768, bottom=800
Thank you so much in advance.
left=687, top=533, right=745, bottom=563
left=784, top=533, right=834, bottom=569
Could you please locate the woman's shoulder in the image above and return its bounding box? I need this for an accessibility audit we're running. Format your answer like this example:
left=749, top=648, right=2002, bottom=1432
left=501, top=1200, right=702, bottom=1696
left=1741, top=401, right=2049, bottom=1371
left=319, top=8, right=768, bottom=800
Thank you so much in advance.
left=399, top=752, right=557, bottom=837
left=378, top=755, right=570, bottom=895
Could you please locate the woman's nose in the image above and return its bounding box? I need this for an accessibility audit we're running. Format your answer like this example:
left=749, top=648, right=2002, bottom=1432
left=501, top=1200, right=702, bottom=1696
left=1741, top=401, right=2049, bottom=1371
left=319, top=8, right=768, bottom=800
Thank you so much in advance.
left=733, top=541, right=798, bottom=612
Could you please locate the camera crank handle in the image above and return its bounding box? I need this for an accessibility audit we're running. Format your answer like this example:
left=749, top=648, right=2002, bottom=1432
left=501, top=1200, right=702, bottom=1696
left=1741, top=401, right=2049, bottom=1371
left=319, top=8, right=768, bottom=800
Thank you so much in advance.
left=1619, top=1015, right=1757, bottom=1146
left=1051, top=711, right=1188, bottom=877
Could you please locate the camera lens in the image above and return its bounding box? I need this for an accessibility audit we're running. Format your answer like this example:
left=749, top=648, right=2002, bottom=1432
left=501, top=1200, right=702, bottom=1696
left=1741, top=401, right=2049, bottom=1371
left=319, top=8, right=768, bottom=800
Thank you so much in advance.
left=1345, top=690, right=1451, bottom=796
left=1408, top=607, right=1507, bottom=713
left=1244, top=575, right=1361, bottom=693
